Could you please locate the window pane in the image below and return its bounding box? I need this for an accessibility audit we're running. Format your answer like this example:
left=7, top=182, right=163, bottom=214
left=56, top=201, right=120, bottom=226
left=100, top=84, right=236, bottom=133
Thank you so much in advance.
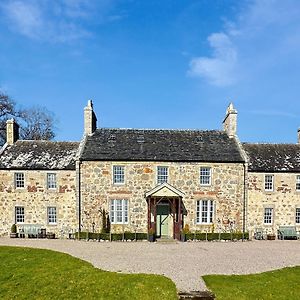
left=296, top=175, right=300, bottom=191
left=200, top=167, right=211, bottom=185
left=113, top=166, right=125, bottom=184
left=196, top=200, right=213, bottom=224
left=264, top=208, right=273, bottom=224
left=265, top=175, right=273, bottom=191
left=48, top=207, right=57, bottom=224
left=296, top=208, right=300, bottom=224
left=47, top=173, right=57, bottom=189
left=157, top=166, right=168, bottom=184
left=15, top=206, right=24, bottom=223
left=15, top=173, right=25, bottom=188
left=110, top=199, right=128, bottom=224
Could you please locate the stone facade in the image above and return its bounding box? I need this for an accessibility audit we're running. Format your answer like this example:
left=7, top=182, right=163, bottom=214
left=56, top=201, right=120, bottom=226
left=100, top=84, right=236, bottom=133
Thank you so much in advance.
left=1, top=101, right=300, bottom=240
left=80, top=160, right=245, bottom=234
left=0, top=170, right=77, bottom=236
left=247, top=172, right=300, bottom=234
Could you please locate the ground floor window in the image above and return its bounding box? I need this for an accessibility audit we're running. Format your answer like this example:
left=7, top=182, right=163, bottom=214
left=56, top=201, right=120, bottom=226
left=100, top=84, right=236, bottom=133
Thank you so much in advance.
left=47, top=207, right=57, bottom=224
left=196, top=200, right=214, bottom=224
left=264, top=207, right=273, bottom=224
left=110, top=199, right=128, bottom=224
left=15, top=206, right=24, bottom=223
left=296, top=208, right=300, bottom=224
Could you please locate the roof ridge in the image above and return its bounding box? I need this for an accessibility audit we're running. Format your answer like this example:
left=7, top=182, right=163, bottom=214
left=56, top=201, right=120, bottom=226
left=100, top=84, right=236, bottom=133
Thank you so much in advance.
left=16, top=140, right=80, bottom=144
left=95, top=128, right=224, bottom=133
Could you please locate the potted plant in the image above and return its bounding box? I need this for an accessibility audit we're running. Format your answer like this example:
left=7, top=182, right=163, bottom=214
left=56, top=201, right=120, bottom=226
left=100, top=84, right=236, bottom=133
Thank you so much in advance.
left=181, top=224, right=190, bottom=242
left=148, top=228, right=155, bottom=242
left=10, top=224, right=18, bottom=238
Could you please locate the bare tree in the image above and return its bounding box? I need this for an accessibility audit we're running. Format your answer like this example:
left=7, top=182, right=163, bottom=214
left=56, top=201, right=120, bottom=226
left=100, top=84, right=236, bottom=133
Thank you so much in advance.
left=0, top=91, right=56, bottom=145
left=20, top=107, right=56, bottom=140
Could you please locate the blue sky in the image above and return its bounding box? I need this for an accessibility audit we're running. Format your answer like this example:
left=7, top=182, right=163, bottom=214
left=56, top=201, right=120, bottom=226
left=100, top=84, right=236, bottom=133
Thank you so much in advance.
left=0, top=0, right=300, bottom=143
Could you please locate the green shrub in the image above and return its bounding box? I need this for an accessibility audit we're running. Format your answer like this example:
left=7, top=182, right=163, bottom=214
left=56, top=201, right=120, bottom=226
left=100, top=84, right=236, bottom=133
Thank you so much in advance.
left=185, top=232, right=249, bottom=241
left=11, top=224, right=17, bottom=233
left=74, top=231, right=148, bottom=241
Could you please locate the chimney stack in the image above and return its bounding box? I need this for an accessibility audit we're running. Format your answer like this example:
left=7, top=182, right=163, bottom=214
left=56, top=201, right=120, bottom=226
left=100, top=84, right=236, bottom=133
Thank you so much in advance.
left=223, top=102, right=237, bottom=138
left=6, top=119, right=19, bottom=145
left=84, top=100, right=97, bottom=135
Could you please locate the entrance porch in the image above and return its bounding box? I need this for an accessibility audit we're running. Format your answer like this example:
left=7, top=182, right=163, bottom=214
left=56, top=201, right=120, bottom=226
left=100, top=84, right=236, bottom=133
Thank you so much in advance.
left=145, top=182, right=185, bottom=240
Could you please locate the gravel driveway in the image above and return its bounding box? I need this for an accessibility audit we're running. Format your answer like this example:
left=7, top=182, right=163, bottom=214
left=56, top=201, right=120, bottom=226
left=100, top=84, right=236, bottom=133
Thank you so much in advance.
left=1, top=238, right=300, bottom=292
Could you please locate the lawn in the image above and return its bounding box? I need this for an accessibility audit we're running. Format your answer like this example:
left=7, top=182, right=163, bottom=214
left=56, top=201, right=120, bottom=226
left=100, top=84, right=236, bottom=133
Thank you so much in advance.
left=0, top=246, right=177, bottom=300
left=203, top=267, right=300, bottom=300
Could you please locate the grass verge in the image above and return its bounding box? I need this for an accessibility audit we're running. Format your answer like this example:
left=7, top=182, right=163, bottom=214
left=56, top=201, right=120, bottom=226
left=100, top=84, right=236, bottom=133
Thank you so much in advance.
left=0, top=246, right=177, bottom=300
left=203, top=266, right=300, bottom=300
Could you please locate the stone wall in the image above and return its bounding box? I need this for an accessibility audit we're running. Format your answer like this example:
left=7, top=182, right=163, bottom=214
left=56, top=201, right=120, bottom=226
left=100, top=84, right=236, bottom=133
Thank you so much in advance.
left=247, top=172, right=300, bottom=235
left=80, top=161, right=245, bottom=234
left=0, top=170, right=77, bottom=236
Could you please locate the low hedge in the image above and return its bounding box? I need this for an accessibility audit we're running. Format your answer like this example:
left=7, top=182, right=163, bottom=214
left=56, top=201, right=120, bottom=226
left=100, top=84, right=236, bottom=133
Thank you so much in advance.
left=74, top=232, right=148, bottom=241
left=185, top=232, right=249, bottom=241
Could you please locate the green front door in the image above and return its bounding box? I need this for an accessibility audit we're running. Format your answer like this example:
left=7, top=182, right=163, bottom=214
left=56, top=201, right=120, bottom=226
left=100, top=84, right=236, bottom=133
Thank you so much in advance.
left=156, top=205, right=169, bottom=237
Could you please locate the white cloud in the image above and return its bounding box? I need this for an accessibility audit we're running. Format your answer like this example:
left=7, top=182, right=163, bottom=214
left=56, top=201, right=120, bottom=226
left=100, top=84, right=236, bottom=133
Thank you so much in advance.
left=189, top=33, right=237, bottom=87
left=188, top=0, right=300, bottom=87
left=1, top=0, right=42, bottom=39
left=0, top=0, right=118, bottom=43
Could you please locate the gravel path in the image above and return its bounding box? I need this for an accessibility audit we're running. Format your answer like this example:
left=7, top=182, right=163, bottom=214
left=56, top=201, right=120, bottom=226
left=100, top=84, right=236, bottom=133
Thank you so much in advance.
left=1, top=238, right=300, bottom=292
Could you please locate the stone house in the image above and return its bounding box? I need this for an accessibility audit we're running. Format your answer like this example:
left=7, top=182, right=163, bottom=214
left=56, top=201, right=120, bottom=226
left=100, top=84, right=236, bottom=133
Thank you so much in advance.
left=0, top=101, right=299, bottom=239
left=0, top=119, right=79, bottom=236
left=244, top=143, right=300, bottom=234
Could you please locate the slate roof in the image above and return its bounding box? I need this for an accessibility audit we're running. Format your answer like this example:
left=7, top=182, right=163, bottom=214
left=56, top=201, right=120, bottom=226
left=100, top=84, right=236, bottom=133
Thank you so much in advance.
left=243, top=143, right=300, bottom=172
left=80, top=128, right=244, bottom=162
left=0, top=141, right=79, bottom=170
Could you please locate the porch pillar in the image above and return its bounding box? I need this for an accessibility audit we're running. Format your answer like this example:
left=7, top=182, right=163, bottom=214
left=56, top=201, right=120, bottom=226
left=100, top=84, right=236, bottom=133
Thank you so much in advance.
left=178, top=197, right=182, bottom=232
left=147, top=197, right=151, bottom=231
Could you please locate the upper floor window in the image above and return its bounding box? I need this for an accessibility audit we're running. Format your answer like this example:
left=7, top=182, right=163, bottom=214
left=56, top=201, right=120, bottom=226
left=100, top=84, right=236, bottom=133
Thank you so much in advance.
left=113, top=166, right=125, bottom=184
left=196, top=200, right=214, bottom=224
left=15, top=206, right=24, bottom=223
left=200, top=167, right=211, bottom=185
left=264, top=175, right=274, bottom=191
left=157, top=166, right=168, bottom=184
left=296, top=175, right=300, bottom=191
left=47, top=207, right=57, bottom=224
left=110, top=199, right=128, bottom=224
left=47, top=173, right=57, bottom=189
left=15, top=173, right=25, bottom=189
left=296, top=208, right=300, bottom=224
left=264, top=207, right=273, bottom=224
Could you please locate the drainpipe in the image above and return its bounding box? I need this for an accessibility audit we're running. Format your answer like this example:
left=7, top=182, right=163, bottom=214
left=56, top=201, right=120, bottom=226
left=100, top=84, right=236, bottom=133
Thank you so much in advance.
left=242, top=162, right=246, bottom=242
left=78, top=160, right=82, bottom=238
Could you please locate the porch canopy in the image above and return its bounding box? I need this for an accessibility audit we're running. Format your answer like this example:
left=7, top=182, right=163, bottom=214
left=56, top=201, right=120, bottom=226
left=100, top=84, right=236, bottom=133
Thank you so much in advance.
left=145, top=182, right=184, bottom=240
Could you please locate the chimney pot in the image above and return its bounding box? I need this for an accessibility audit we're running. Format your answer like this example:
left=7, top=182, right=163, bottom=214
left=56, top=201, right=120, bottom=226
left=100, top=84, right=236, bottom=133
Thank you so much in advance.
left=84, top=100, right=97, bottom=135
left=223, top=102, right=237, bottom=138
left=6, top=119, right=19, bottom=145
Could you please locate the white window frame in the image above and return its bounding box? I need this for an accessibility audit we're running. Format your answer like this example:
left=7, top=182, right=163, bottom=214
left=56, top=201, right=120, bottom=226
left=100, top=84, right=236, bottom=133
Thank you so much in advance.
left=296, top=175, right=300, bottom=192
left=196, top=200, right=214, bottom=224
left=110, top=199, right=128, bottom=224
left=264, top=175, right=274, bottom=191
left=47, top=207, right=57, bottom=225
left=15, top=172, right=25, bottom=189
left=157, top=166, right=168, bottom=184
left=264, top=207, right=273, bottom=224
left=15, top=206, right=25, bottom=224
left=113, top=166, right=125, bottom=185
left=47, top=173, right=57, bottom=189
left=200, top=167, right=211, bottom=186
left=296, top=208, right=300, bottom=224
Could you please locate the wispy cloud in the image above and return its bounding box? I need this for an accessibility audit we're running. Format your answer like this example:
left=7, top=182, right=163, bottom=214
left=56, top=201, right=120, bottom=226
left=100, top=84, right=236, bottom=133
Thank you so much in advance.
left=0, top=0, right=121, bottom=43
left=188, top=0, right=300, bottom=87
left=189, top=32, right=237, bottom=86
